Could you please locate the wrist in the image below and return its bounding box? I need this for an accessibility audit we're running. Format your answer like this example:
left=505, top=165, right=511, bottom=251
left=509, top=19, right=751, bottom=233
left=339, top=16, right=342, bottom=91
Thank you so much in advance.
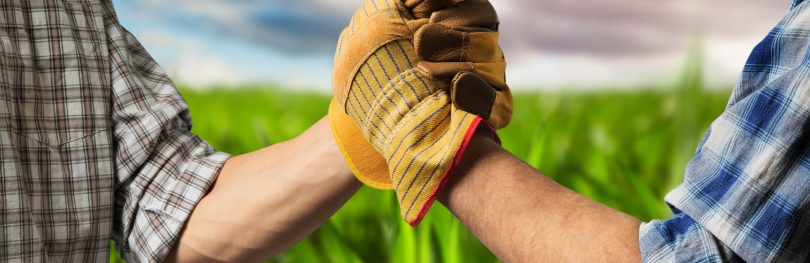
left=294, top=117, right=358, bottom=185
left=438, top=130, right=502, bottom=204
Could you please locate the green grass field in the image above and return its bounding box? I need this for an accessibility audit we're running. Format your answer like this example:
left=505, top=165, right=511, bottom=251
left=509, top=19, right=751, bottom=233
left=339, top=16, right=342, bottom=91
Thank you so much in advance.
left=108, top=80, right=731, bottom=262
left=105, top=45, right=731, bottom=261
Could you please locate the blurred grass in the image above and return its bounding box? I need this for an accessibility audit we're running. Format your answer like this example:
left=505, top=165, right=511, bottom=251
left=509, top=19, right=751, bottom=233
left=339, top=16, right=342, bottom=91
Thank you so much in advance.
left=110, top=82, right=730, bottom=262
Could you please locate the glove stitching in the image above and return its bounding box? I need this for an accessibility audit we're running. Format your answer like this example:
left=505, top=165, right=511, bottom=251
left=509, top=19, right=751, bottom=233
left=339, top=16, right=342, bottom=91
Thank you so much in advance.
left=357, top=68, right=403, bottom=124
left=359, top=68, right=406, bottom=140
left=383, top=90, right=446, bottom=154
left=363, top=67, right=430, bottom=132
left=348, top=85, right=390, bottom=147
left=462, top=31, right=468, bottom=62
left=360, top=73, right=405, bottom=145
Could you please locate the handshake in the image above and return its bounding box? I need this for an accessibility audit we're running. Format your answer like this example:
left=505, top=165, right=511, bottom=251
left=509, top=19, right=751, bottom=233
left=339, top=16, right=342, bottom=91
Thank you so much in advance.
left=328, top=0, right=513, bottom=225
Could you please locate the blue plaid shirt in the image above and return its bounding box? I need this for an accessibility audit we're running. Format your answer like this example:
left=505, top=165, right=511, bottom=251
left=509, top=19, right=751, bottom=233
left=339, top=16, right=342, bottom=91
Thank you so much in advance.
left=639, top=1, right=810, bottom=262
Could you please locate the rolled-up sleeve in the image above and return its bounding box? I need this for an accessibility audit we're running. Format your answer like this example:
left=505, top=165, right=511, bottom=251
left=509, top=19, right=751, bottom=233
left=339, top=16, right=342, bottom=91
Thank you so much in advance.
left=640, top=1, right=810, bottom=262
left=104, top=12, right=229, bottom=263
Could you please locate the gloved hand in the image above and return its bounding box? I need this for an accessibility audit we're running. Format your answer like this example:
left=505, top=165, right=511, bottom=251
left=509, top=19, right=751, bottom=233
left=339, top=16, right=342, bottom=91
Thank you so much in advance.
left=329, top=0, right=512, bottom=226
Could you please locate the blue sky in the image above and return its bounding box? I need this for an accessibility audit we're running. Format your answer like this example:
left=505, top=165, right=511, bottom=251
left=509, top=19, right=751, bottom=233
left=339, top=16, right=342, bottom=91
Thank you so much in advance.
left=111, top=0, right=790, bottom=90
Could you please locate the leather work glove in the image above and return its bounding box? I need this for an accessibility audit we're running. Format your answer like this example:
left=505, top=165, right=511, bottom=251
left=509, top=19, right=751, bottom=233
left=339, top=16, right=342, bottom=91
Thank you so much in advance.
left=328, top=0, right=512, bottom=226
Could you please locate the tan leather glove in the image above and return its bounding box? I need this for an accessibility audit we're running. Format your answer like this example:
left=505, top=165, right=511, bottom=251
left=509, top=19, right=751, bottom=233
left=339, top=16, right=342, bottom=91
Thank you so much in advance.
left=329, top=0, right=512, bottom=225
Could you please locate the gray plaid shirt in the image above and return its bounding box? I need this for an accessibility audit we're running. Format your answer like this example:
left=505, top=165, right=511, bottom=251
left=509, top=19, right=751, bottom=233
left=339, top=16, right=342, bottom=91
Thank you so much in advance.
left=0, top=0, right=229, bottom=262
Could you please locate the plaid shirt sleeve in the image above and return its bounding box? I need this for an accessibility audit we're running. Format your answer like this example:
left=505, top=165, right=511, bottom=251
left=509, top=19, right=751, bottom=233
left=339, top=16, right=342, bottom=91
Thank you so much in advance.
left=102, top=5, right=230, bottom=263
left=640, top=1, right=810, bottom=262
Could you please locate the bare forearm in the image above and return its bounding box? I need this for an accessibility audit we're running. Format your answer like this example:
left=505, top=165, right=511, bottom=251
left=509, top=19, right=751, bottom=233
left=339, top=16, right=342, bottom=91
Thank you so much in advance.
left=439, top=134, right=642, bottom=262
left=167, top=118, right=361, bottom=262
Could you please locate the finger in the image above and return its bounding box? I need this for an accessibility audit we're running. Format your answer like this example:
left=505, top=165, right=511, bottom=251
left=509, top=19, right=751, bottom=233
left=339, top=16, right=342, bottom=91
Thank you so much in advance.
left=449, top=71, right=514, bottom=129
left=452, top=71, right=512, bottom=129
left=488, top=86, right=513, bottom=129
left=404, top=0, right=461, bottom=19
left=451, top=72, right=497, bottom=119
left=429, top=0, right=498, bottom=30
left=414, top=24, right=502, bottom=63
left=332, top=3, right=413, bottom=103
left=416, top=61, right=473, bottom=79
left=468, top=61, right=507, bottom=91
left=416, top=61, right=506, bottom=91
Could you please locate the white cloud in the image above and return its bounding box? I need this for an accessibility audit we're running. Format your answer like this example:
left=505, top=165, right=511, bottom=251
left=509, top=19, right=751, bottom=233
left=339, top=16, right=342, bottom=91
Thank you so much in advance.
left=506, top=51, right=686, bottom=90
left=170, top=56, right=247, bottom=87
left=120, top=0, right=348, bottom=53
left=493, top=0, right=789, bottom=55
left=493, top=0, right=790, bottom=88
left=136, top=31, right=206, bottom=53
left=116, top=0, right=795, bottom=89
left=704, top=37, right=762, bottom=86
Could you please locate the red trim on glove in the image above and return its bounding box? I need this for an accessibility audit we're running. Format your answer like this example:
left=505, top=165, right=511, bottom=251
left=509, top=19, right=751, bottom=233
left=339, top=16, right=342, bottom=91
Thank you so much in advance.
left=409, top=116, right=487, bottom=226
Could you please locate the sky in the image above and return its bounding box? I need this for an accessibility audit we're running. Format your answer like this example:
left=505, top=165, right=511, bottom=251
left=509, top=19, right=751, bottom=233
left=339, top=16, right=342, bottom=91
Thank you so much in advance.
left=111, top=0, right=792, bottom=91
